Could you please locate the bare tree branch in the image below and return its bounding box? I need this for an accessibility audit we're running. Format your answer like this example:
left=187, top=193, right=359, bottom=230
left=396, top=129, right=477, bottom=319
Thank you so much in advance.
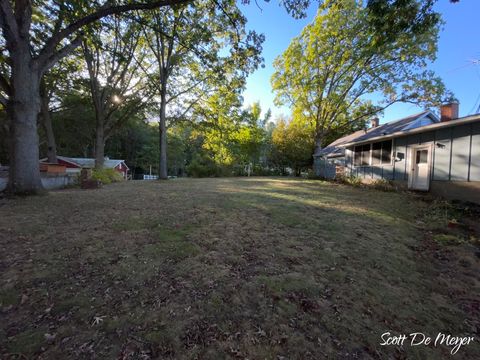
left=36, top=0, right=192, bottom=72
left=40, top=35, right=83, bottom=74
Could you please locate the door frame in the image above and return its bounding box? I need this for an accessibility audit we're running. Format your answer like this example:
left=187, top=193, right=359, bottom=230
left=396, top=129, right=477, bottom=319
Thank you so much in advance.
left=407, top=143, right=433, bottom=191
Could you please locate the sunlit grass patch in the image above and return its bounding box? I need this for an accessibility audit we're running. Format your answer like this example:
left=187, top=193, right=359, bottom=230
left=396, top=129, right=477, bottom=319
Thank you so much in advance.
left=433, top=233, right=465, bottom=245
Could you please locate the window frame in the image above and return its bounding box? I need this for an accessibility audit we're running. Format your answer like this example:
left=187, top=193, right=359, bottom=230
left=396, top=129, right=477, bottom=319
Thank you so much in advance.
left=353, top=139, right=393, bottom=167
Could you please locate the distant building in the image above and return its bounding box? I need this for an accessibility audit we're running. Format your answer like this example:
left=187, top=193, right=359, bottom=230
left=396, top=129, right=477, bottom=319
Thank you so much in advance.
left=41, top=156, right=129, bottom=179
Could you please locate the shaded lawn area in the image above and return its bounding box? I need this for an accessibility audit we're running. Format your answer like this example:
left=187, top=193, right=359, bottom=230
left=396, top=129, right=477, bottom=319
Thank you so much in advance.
left=0, top=178, right=479, bottom=359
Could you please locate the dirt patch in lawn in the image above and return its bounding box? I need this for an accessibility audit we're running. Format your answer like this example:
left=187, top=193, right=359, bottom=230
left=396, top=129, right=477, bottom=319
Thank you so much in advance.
left=0, top=178, right=479, bottom=359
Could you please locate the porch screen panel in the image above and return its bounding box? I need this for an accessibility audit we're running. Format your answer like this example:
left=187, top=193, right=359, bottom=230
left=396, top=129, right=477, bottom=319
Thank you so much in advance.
left=381, top=140, right=392, bottom=164
left=354, top=145, right=371, bottom=166
left=371, top=140, right=392, bottom=165
left=361, top=144, right=370, bottom=165
left=354, top=147, right=361, bottom=166
left=372, top=142, right=382, bottom=165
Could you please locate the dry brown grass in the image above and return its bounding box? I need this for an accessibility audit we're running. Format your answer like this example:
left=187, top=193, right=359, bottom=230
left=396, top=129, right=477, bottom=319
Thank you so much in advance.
left=0, top=178, right=478, bottom=359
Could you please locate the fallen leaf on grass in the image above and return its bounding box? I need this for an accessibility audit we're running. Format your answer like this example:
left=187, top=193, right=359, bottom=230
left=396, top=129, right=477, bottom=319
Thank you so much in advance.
left=91, top=315, right=106, bottom=326
left=44, top=333, right=56, bottom=343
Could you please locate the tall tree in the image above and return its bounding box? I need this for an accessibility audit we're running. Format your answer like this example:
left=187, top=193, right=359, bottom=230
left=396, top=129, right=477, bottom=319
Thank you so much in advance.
left=270, top=117, right=314, bottom=176
left=139, top=0, right=263, bottom=179
left=82, top=16, right=149, bottom=169
left=232, top=102, right=270, bottom=168
left=198, top=84, right=243, bottom=166
left=0, top=0, right=308, bottom=194
left=52, top=92, right=96, bottom=158
left=39, top=55, right=83, bottom=163
left=0, top=0, right=446, bottom=193
left=271, top=0, right=450, bottom=153
left=0, top=0, right=191, bottom=194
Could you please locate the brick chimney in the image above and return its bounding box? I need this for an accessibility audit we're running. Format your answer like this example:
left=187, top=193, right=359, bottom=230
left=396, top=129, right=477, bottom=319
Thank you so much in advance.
left=371, top=117, right=379, bottom=128
left=440, top=102, right=459, bottom=122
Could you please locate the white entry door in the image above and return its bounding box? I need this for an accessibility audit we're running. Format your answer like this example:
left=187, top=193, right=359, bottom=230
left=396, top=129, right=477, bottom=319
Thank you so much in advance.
left=408, top=145, right=432, bottom=191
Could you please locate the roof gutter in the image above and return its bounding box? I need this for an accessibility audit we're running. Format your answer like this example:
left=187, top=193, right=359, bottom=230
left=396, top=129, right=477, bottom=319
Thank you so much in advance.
left=339, top=113, right=480, bottom=148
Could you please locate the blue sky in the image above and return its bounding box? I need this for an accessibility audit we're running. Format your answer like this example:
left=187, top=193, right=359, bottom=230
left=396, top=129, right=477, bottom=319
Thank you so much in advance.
left=239, top=0, right=480, bottom=124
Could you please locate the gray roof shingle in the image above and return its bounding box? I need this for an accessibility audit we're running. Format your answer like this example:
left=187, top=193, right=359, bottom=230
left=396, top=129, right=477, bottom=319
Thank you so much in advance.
left=314, top=111, right=438, bottom=158
left=56, top=156, right=128, bottom=169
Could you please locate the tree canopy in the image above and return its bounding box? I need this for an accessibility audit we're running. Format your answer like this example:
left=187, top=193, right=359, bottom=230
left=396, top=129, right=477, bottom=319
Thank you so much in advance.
left=271, top=0, right=451, bottom=151
left=0, top=0, right=462, bottom=193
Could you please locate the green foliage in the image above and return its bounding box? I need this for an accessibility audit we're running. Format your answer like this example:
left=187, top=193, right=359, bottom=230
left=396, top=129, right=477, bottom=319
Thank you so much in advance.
left=271, top=0, right=450, bottom=150
left=270, top=117, right=315, bottom=176
left=336, top=174, right=363, bottom=187
left=139, top=0, right=264, bottom=177
left=366, top=0, right=441, bottom=44
left=186, top=153, right=230, bottom=178
left=370, top=179, right=396, bottom=192
left=91, top=168, right=124, bottom=184
left=432, top=233, right=465, bottom=245
left=195, top=90, right=273, bottom=175
left=107, top=120, right=159, bottom=177
left=167, top=127, right=188, bottom=176
left=51, top=92, right=96, bottom=157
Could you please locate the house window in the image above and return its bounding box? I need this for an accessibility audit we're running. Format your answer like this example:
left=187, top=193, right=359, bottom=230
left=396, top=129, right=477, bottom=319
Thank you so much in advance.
left=354, top=144, right=371, bottom=166
left=354, top=140, right=392, bottom=166
left=416, top=149, right=428, bottom=164
left=372, top=142, right=382, bottom=165
left=371, top=140, right=392, bottom=165
left=381, top=140, right=392, bottom=164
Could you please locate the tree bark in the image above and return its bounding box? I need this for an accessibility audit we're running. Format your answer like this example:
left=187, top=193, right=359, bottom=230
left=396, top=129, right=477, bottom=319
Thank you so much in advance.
left=1, top=0, right=189, bottom=194
left=42, top=112, right=58, bottom=164
left=95, top=120, right=105, bottom=169
left=7, top=50, right=43, bottom=194
left=314, top=132, right=324, bottom=154
left=158, top=78, right=168, bottom=180
left=39, top=81, right=57, bottom=163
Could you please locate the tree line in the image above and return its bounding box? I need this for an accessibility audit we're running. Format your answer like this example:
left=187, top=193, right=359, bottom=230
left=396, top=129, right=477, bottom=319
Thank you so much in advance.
left=0, top=0, right=456, bottom=194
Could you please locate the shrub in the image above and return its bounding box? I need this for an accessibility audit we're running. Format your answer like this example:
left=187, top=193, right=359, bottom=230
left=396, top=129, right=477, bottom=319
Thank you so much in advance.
left=186, top=155, right=226, bottom=178
left=231, top=164, right=279, bottom=177
left=370, top=179, right=395, bottom=192
left=433, top=233, right=465, bottom=245
left=304, top=169, right=318, bottom=179
left=336, top=174, right=362, bottom=187
left=91, top=168, right=124, bottom=185
left=254, top=166, right=283, bottom=176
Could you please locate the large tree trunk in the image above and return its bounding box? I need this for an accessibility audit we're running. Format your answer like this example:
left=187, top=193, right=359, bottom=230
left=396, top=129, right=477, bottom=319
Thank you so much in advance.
left=40, top=84, right=58, bottom=163
left=158, top=81, right=168, bottom=180
left=314, top=136, right=323, bottom=155
left=7, top=49, right=44, bottom=194
left=95, top=120, right=105, bottom=169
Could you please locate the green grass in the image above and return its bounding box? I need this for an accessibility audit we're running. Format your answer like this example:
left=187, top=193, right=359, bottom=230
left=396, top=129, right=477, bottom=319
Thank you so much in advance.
left=0, top=178, right=478, bottom=359
left=6, top=328, right=47, bottom=356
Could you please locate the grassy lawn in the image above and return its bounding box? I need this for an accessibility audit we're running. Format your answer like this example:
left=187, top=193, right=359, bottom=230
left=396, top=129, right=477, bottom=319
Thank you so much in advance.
left=0, top=178, right=479, bottom=359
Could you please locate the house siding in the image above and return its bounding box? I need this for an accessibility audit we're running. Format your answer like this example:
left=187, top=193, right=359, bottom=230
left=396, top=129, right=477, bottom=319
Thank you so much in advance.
left=471, top=122, right=480, bottom=181
left=344, top=121, right=480, bottom=192
left=433, top=128, right=451, bottom=180
left=450, top=125, right=471, bottom=181
left=393, top=137, right=407, bottom=181
left=313, top=157, right=345, bottom=179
